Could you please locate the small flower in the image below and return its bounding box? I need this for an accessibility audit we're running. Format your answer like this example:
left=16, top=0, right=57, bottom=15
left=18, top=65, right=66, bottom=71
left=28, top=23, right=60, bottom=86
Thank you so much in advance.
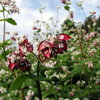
left=77, top=1, right=83, bottom=7
left=0, top=0, right=11, bottom=5
left=90, top=11, right=96, bottom=15
left=86, top=61, right=93, bottom=69
left=70, top=91, right=74, bottom=96
left=18, top=36, right=33, bottom=54
left=89, top=48, right=96, bottom=56
left=60, top=0, right=66, bottom=4
left=43, top=60, right=56, bottom=68
left=95, top=79, right=100, bottom=85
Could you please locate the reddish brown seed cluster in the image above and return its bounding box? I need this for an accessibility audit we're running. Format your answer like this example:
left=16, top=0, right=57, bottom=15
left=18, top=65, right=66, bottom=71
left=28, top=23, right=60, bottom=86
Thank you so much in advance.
left=7, top=51, right=31, bottom=71
left=7, top=34, right=71, bottom=71
left=38, top=33, right=71, bottom=62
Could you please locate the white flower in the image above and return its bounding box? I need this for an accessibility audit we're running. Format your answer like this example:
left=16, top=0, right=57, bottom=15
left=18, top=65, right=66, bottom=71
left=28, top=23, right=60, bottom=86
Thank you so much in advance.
left=93, top=38, right=100, bottom=46
left=89, top=32, right=97, bottom=38
left=77, top=0, right=83, bottom=7
left=27, top=90, right=34, bottom=96
left=73, top=98, right=80, bottom=100
left=86, top=61, right=93, bottom=69
left=43, top=60, right=56, bottom=68
left=0, top=0, right=11, bottom=5
left=89, top=48, right=96, bottom=56
left=81, top=80, right=86, bottom=85
left=76, top=81, right=81, bottom=85
left=0, top=86, right=7, bottom=93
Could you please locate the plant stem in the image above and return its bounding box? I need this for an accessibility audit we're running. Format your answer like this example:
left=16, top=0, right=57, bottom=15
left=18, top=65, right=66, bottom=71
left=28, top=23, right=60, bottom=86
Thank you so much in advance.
left=36, top=61, right=42, bottom=100
left=3, top=8, right=6, bottom=42
left=81, top=7, right=87, bottom=18
left=1, top=5, right=6, bottom=52
left=78, top=31, right=94, bottom=99
left=20, top=88, right=25, bottom=100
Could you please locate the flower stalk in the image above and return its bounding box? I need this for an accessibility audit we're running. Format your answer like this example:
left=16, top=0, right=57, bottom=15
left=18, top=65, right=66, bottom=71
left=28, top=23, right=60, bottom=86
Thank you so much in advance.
left=36, top=61, right=42, bottom=100
left=20, top=88, right=25, bottom=100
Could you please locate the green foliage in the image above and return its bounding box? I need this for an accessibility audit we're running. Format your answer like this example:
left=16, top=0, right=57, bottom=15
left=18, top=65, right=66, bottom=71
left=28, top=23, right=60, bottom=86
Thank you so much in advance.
left=0, top=1, right=100, bottom=100
left=0, top=18, right=17, bottom=25
left=64, top=6, right=70, bottom=11
left=9, top=74, right=50, bottom=91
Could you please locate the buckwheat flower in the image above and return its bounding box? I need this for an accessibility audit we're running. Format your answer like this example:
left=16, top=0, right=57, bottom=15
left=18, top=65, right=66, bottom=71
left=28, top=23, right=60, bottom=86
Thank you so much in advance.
left=60, top=0, right=66, bottom=4
left=95, top=79, right=100, bottom=85
left=0, top=69, right=6, bottom=77
left=90, top=11, right=96, bottom=15
left=8, top=4, right=19, bottom=14
left=76, top=81, right=81, bottom=85
left=81, top=80, right=86, bottom=85
left=27, top=90, right=34, bottom=96
left=89, top=48, right=96, bottom=56
left=77, top=1, right=83, bottom=7
left=83, top=98, right=89, bottom=100
left=89, top=32, right=97, bottom=38
left=60, top=0, right=70, bottom=4
left=70, top=91, right=74, bottom=96
left=87, top=61, right=93, bottom=69
left=18, top=36, right=33, bottom=54
left=93, top=39, right=100, bottom=46
left=73, top=98, right=80, bottom=100
left=0, top=86, right=7, bottom=93
left=0, top=0, right=11, bottom=5
left=43, top=60, right=56, bottom=68
left=26, top=90, right=34, bottom=100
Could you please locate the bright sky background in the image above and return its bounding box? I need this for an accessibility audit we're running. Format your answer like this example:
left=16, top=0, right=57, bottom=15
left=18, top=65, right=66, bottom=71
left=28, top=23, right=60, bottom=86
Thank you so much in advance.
left=0, top=0, right=100, bottom=41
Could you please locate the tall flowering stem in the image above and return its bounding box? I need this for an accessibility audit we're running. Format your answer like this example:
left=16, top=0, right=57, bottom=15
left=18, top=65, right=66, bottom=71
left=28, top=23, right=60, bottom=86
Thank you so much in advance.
left=2, top=6, right=6, bottom=42
left=36, top=61, right=42, bottom=100
left=77, top=31, right=94, bottom=99
left=1, top=4, right=6, bottom=51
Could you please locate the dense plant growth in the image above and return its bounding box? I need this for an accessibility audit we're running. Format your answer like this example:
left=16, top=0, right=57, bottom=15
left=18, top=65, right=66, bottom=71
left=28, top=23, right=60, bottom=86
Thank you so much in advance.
left=0, top=0, right=100, bottom=100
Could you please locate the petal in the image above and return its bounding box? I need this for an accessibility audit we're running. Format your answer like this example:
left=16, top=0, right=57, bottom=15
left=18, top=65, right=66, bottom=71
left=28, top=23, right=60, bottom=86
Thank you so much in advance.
left=38, top=41, right=50, bottom=51
left=57, top=41, right=67, bottom=53
left=42, top=47, right=51, bottom=58
left=23, top=39, right=29, bottom=44
left=57, top=33, right=71, bottom=41
left=27, top=44, right=33, bottom=52
left=9, top=63, right=17, bottom=71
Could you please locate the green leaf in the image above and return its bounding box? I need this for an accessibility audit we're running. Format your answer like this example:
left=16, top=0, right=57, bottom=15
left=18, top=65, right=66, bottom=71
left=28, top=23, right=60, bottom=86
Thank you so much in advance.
left=9, top=75, right=50, bottom=91
left=43, top=86, right=57, bottom=98
left=6, top=18, right=17, bottom=25
left=0, top=39, right=12, bottom=47
left=0, top=49, right=12, bottom=60
left=0, top=92, right=9, bottom=97
left=0, top=18, right=17, bottom=25
left=64, top=6, right=70, bottom=11
left=9, top=75, right=30, bottom=91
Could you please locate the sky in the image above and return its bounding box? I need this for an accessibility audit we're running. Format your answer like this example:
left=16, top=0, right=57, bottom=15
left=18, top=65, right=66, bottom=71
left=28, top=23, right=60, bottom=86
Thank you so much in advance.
left=0, top=0, right=100, bottom=41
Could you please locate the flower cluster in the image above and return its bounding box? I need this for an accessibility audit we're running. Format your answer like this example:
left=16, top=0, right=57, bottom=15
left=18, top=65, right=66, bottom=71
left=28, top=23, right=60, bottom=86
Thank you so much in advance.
left=18, top=36, right=33, bottom=54
left=60, top=0, right=70, bottom=4
left=38, top=33, right=71, bottom=62
left=0, top=0, right=19, bottom=14
left=7, top=51, right=31, bottom=71
left=7, top=36, right=33, bottom=71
